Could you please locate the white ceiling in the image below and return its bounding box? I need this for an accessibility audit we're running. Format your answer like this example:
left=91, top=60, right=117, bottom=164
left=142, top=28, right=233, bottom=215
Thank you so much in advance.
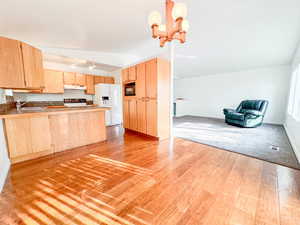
left=1, top=0, right=300, bottom=77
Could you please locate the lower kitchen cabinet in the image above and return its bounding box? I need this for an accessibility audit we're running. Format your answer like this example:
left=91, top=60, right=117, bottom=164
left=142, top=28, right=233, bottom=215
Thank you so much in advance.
left=49, top=111, right=106, bottom=153
left=129, top=99, right=137, bottom=131
left=123, top=100, right=130, bottom=129
left=146, top=99, right=157, bottom=137
left=5, top=115, right=52, bottom=163
left=3, top=110, right=107, bottom=164
left=137, top=99, right=146, bottom=133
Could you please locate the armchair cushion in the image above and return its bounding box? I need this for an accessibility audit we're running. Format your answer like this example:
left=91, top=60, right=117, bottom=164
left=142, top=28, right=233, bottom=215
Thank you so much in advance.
left=240, top=109, right=263, bottom=117
left=226, top=112, right=244, bottom=121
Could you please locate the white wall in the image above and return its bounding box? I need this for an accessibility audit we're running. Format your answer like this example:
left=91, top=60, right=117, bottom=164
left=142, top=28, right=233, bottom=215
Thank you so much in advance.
left=174, top=65, right=291, bottom=124
left=0, top=119, right=10, bottom=192
left=284, top=45, right=300, bottom=161
left=0, top=90, right=10, bottom=192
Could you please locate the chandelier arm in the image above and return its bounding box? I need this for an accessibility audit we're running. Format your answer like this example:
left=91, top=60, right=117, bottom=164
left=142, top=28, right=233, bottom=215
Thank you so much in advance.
left=168, top=18, right=183, bottom=40
left=159, top=37, right=167, bottom=47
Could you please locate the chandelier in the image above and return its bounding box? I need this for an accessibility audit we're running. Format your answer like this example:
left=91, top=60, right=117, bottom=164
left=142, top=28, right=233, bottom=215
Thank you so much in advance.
left=148, top=0, right=189, bottom=47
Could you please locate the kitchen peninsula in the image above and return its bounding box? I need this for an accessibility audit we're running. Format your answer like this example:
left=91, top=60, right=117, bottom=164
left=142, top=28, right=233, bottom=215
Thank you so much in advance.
left=0, top=106, right=108, bottom=164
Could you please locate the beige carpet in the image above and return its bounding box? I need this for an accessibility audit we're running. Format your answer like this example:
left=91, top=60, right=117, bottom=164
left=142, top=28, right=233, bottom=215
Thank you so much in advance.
left=173, top=116, right=300, bottom=170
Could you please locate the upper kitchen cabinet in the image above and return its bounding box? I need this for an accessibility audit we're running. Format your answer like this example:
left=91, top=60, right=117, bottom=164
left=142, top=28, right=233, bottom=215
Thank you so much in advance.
left=43, top=70, right=64, bottom=93
left=122, top=68, right=129, bottom=83
left=128, top=66, right=136, bottom=81
left=94, top=76, right=105, bottom=84
left=0, top=36, right=45, bottom=89
left=21, top=42, right=45, bottom=89
left=104, top=76, right=115, bottom=84
left=76, top=73, right=86, bottom=86
left=63, top=72, right=76, bottom=85
left=85, top=75, right=95, bottom=95
left=0, top=37, right=25, bottom=88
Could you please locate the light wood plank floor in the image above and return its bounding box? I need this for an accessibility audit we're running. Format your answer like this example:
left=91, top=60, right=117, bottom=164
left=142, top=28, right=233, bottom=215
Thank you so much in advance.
left=0, top=126, right=299, bottom=225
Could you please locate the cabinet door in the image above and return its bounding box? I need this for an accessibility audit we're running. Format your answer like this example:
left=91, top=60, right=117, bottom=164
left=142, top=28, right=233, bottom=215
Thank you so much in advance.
left=94, top=76, right=105, bottom=84
left=146, top=99, right=157, bottom=137
left=49, top=114, right=71, bottom=152
left=64, top=72, right=76, bottom=85
left=21, top=42, right=44, bottom=89
left=43, top=70, right=64, bottom=93
left=30, top=116, right=52, bottom=153
left=137, top=99, right=147, bottom=133
left=128, top=66, right=136, bottom=81
left=136, top=62, right=146, bottom=98
left=129, top=99, right=137, bottom=131
left=104, top=76, right=115, bottom=84
left=122, top=68, right=129, bottom=82
left=0, top=37, right=25, bottom=88
left=146, top=59, right=157, bottom=99
left=5, top=116, right=52, bottom=158
left=76, top=73, right=86, bottom=86
left=123, top=100, right=130, bottom=129
left=5, top=117, right=32, bottom=158
left=85, top=75, right=95, bottom=95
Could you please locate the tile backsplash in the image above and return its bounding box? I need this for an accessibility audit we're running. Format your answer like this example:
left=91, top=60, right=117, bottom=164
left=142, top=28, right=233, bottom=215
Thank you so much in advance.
left=14, top=89, right=93, bottom=102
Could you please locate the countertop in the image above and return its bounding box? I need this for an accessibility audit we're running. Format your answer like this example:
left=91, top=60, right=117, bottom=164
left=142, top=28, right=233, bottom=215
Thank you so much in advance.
left=0, top=106, right=110, bottom=119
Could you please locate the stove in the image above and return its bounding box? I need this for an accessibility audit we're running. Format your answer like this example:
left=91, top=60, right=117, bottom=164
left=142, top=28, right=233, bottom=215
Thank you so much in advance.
left=64, top=98, right=87, bottom=107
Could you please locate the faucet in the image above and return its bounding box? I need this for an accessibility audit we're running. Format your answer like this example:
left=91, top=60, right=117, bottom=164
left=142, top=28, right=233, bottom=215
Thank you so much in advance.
left=16, top=100, right=26, bottom=112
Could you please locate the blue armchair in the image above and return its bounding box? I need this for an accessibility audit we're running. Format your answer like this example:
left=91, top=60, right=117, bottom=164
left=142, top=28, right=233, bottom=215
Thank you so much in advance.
left=223, top=100, right=269, bottom=128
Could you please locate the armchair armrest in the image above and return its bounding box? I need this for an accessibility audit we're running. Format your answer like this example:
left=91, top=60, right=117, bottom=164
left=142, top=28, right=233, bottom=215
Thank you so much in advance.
left=243, top=109, right=263, bottom=116
left=223, top=108, right=236, bottom=115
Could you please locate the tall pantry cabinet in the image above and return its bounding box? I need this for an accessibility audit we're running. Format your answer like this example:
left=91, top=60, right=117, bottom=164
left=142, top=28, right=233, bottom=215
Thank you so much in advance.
left=122, top=58, right=170, bottom=140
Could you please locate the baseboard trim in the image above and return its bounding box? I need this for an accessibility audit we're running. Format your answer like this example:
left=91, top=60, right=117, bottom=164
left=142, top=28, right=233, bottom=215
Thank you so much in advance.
left=174, top=115, right=283, bottom=126
left=284, top=124, right=300, bottom=163
left=0, top=159, right=10, bottom=192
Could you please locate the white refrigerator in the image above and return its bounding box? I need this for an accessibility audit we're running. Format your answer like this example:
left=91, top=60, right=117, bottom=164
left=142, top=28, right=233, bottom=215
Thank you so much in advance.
left=94, top=84, right=122, bottom=126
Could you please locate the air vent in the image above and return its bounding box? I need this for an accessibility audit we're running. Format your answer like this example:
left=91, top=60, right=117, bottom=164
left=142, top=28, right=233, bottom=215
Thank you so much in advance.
left=270, top=145, right=280, bottom=151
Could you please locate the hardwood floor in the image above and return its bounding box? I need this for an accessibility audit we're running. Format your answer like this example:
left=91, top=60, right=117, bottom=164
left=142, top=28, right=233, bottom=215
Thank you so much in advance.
left=0, top=126, right=300, bottom=225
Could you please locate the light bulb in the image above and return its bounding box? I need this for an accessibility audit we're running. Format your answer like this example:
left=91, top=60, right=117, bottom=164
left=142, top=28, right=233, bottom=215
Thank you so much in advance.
left=181, top=20, right=189, bottom=32
left=148, top=11, right=162, bottom=26
left=172, top=3, right=187, bottom=20
left=158, top=24, right=166, bottom=32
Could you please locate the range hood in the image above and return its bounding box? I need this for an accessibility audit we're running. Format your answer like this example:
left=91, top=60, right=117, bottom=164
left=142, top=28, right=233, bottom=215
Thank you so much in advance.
left=64, top=85, right=86, bottom=90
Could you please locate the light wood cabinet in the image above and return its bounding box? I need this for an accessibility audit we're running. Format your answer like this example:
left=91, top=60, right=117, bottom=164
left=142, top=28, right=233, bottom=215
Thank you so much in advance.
left=146, top=99, right=158, bottom=137
left=63, top=72, right=76, bottom=85
left=104, top=76, right=115, bottom=84
left=122, top=58, right=170, bottom=139
left=50, top=111, right=106, bottom=153
left=76, top=73, right=86, bottom=86
left=136, top=63, right=146, bottom=99
left=128, top=66, right=137, bottom=81
left=122, top=68, right=129, bottom=83
left=43, top=70, right=64, bottom=93
left=146, top=59, right=157, bottom=99
left=30, top=116, right=52, bottom=153
left=123, top=100, right=130, bottom=129
left=5, top=115, right=52, bottom=163
left=129, top=99, right=137, bottom=131
left=85, top=75, right=95, bottom=95
left=49, top=114, right=70, bottom=152
left=137, top=99, right=147, bottom=133
left=21, top=42, right=44, bottom=89
left=0, top=37, right=25, bottom=88
left=94, top=76, right=105, bottom=84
